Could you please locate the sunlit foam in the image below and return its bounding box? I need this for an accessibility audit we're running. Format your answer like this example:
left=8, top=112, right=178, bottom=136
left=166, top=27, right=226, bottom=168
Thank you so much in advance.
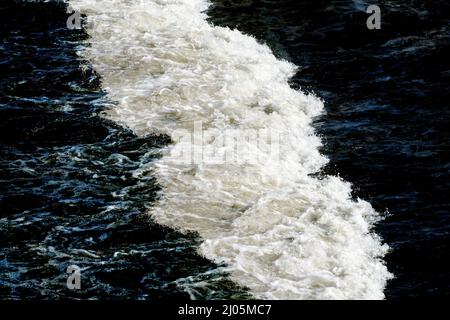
left=70, top=0, right=392, bottom=299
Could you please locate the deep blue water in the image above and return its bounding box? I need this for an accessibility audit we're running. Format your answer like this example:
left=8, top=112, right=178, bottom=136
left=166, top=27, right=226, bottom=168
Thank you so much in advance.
left=0, top=0, right=449, bottom=299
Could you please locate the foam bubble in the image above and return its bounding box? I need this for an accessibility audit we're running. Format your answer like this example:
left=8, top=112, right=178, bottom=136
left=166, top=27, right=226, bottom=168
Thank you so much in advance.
left=70, top=0, right=392, bottom=299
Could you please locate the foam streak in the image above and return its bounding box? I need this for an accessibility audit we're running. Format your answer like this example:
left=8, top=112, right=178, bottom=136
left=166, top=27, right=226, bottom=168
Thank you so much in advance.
left=70, top=0, right=392, bottom=299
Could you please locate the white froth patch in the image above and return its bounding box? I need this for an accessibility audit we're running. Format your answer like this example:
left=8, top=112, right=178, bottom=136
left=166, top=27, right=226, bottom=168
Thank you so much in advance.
left=70, top=0, right=392, bottom=299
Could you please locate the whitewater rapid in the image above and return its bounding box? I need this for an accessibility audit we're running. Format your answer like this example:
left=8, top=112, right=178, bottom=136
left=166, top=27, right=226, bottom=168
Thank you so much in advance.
left=70, top=0, right=392, bottom=299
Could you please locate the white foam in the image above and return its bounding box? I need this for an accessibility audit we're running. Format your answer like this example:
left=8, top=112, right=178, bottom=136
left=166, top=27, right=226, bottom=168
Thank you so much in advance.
left=70, top=0, right=392, bottom=299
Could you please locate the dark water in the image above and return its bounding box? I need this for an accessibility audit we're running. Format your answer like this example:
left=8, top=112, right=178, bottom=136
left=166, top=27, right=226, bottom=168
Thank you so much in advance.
left=207, top=0, right=450, bottom=298
left=0, top=0, right=449, bottom=299
left=0, top=0, right=249, bottom=300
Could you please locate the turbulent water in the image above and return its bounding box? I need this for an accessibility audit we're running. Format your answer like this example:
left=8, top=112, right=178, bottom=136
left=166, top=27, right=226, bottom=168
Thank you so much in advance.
left=205, top=0, right=450, bottom=299
left=69, top=0, right=390, bottom=299
left=1, top=0, right=449, bottom=300
left=0, top=0, right=249, bottom=299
